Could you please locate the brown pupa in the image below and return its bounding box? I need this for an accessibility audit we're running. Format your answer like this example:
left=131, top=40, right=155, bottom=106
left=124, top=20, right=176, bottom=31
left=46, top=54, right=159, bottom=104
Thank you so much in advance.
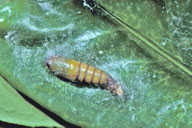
left=46, top=56, right=123, bottom=96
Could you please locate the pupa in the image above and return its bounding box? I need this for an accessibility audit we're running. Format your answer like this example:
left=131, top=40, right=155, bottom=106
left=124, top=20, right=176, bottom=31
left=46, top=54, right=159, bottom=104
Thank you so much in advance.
left=46, top=56, right=123, bottom=96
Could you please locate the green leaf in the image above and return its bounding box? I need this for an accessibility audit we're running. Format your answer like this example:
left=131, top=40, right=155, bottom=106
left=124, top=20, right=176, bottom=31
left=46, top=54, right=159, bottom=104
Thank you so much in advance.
left=0, top=0, right=192, bottom=128
left=94, top=0, right=192, bottom=82
left=0, top=75, right=62, bottom=127
left=0, top=0, right=27, bottom=33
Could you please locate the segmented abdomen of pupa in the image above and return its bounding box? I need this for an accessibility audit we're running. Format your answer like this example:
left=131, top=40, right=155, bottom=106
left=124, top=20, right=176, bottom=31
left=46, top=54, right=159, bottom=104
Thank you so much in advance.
left=46, top=56, right=123, bottom=96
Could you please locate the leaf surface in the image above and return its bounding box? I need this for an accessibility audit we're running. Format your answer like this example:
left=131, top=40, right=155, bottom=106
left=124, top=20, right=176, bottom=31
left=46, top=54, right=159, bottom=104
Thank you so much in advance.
left=0, top=0, right=192, bottom=128
left=0, top=75, right=62, bottom=127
